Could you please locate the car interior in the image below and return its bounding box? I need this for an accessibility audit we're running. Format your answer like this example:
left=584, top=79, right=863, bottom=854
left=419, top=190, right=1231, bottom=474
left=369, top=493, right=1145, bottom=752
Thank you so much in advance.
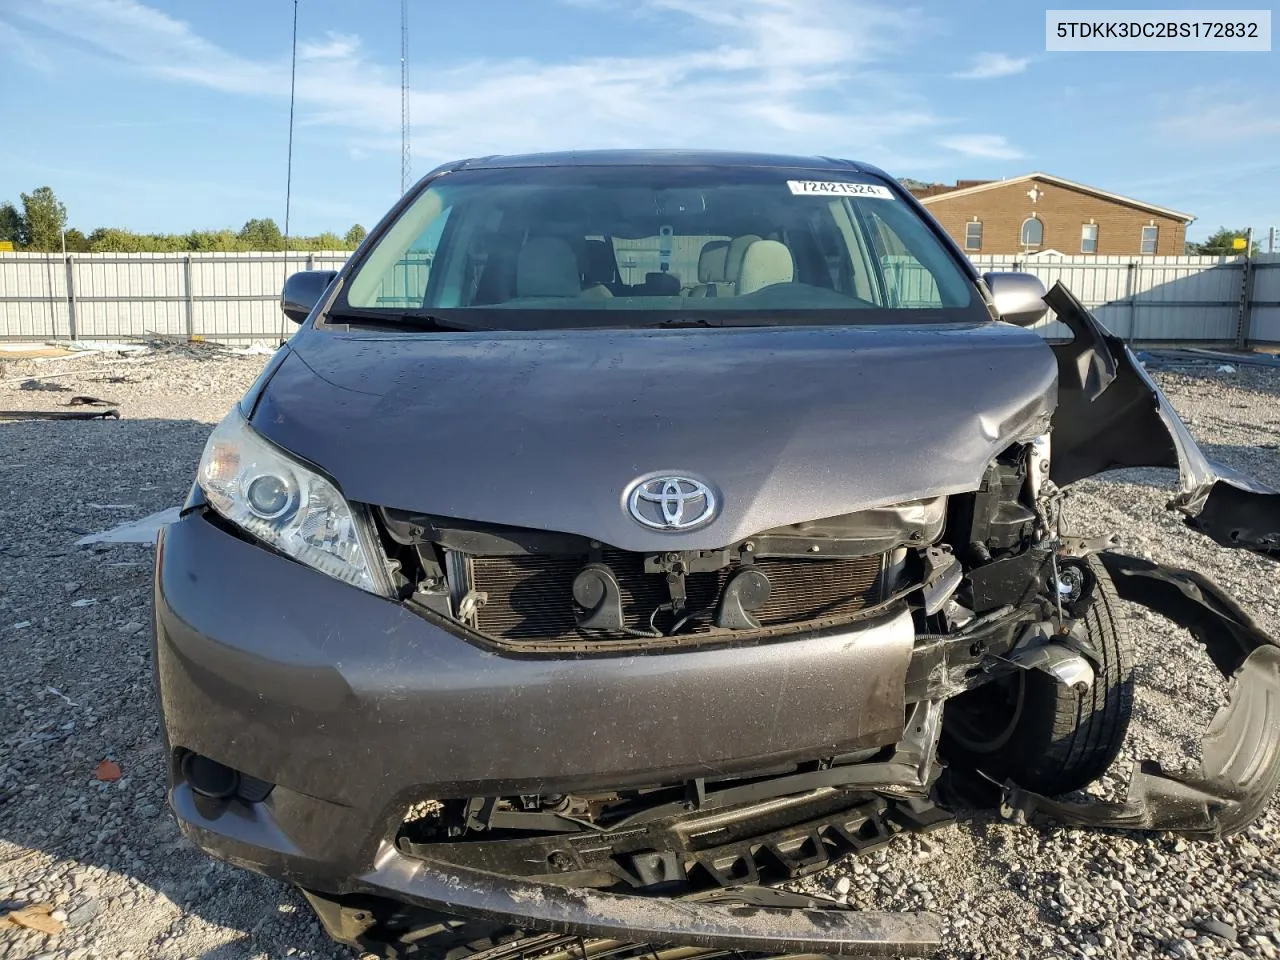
left=344, top=177, right=976, bottom=315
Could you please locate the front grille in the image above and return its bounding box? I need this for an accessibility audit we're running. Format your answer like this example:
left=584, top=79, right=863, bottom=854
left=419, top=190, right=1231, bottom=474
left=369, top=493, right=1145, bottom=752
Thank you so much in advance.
left=471, top=550, right=885, bottom=644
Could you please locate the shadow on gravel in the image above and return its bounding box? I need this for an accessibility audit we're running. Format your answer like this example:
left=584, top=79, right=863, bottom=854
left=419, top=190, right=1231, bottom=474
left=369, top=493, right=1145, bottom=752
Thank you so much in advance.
left=0, top=417, right=344, bottom=958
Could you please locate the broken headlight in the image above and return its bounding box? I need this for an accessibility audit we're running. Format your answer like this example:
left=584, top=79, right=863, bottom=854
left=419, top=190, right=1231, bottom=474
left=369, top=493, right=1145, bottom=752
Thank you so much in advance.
left=197, top=409, right=391, bottom=596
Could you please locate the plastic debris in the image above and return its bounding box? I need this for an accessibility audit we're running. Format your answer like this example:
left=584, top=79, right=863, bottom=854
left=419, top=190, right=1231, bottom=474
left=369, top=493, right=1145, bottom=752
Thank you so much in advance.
left=46, top=686, right=77, bottom=706
left=94, top=759, right=122, bottom=782
left=18, top=378, right=70, bottom=392
left=0, top=903, right=64, bottom=935
left=76, top=506, right=181, bottom=546
left=228, top=343, right=280, bottom=357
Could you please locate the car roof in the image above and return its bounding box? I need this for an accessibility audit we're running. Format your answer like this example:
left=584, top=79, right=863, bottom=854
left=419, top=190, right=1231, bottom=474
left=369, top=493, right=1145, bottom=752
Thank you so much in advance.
left=437, top=149, right=881, bottom=175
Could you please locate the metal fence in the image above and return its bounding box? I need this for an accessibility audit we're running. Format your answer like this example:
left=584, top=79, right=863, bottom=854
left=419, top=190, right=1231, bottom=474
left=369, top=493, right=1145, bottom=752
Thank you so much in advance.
left=1, top=250, right=1278, bottom=346
left=0, top=251, right=349, bottom=343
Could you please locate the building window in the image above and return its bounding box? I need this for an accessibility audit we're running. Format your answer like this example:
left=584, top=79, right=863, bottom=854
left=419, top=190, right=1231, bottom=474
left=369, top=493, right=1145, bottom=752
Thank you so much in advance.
left=1081, top=223, right=1098, bottom=254
left=964, top=220, right=983, bottom=251
left=1020, top=217, right=1043, bottom=247
left=1140, top=224, right=1158, bottom=254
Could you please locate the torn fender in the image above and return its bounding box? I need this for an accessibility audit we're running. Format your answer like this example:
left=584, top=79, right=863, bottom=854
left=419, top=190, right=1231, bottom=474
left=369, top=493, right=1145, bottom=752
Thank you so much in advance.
left=1045, top=283, right=1280, bottom=559
left=1002, top=553, right=1280, bottom=837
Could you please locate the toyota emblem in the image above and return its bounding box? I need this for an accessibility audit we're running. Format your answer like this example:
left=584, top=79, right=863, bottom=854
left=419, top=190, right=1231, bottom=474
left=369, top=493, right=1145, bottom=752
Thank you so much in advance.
left=626, top=476, right=718, bottom=531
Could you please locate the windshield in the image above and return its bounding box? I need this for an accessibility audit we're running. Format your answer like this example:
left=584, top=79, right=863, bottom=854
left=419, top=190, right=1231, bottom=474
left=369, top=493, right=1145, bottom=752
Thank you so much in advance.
left=338, top=165, right=982, bottom=330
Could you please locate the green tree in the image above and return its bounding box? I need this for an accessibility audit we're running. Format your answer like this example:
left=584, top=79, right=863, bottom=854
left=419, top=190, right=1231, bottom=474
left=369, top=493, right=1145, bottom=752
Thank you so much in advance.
left=186, top=229, right=246, bottom=252
left=88, top=227, right=149, bottom=252
left=63, top=228, right=90, bottom=252
left=344, top=223, right=367, bottom=248
left=20, top=186, right=68, bottom=251
left=1192, top=227, right=1259, bottom=256
left=0, top=202, right=22, bottom=245
left=238, top=217, right=284, bottom=250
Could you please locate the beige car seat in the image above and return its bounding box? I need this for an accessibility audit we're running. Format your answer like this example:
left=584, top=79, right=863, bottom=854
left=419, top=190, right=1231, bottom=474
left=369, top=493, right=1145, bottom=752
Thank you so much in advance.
left=736, top=239, right=795, bottom=295
left=686, top=240, right=729, bottom=297
left=516, top=237, right=582, bottom=298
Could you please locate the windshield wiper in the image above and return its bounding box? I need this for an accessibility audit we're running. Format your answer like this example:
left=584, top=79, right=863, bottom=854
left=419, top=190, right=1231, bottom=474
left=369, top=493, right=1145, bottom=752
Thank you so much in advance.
left=325, top=308, right=489, bottom=332
left=647, top=317, right=723, bottom=328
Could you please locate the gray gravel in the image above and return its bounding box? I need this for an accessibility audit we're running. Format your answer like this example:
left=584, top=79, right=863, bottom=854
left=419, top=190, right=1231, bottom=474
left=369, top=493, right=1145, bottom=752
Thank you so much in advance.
left=1, top=347, right=1278, bottom=960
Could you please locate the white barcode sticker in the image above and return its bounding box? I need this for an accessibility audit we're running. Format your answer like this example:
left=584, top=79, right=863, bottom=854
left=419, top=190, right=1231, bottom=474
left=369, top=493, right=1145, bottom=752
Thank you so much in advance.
left=786, top=180, right=894, bottom=199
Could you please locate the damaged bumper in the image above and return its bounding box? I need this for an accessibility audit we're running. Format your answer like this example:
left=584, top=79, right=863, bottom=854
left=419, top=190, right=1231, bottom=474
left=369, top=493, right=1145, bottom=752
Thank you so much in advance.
left=1004, top=554, right=1280, bottom=837
left=174, top=783, right=942, bottom=956
left=1003, top=286, right=1280, bottom=836
left=157, top=510, right=945, bottom=955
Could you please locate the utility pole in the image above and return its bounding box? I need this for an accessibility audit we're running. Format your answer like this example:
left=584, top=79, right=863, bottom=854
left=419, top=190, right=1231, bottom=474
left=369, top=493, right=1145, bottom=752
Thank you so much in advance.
left=280, top=0, right=299, bottom=345
left=284, top=0, right=299, bottom=245
left=1236, top=227, right=1255, bottom=350
left=401, top=0, right=411, bottom=195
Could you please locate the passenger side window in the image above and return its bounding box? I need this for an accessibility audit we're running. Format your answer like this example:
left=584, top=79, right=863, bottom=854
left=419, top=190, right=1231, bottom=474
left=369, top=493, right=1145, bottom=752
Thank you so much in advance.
left=860, top=209, right=944, bottom=308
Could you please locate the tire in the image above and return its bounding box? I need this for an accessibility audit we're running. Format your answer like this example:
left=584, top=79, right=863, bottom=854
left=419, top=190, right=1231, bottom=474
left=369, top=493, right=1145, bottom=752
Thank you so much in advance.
left=942, top=554, right=1135, bottom=795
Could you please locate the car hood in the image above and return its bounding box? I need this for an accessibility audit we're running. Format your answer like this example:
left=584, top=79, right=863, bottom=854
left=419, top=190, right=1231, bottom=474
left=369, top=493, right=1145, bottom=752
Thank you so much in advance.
left=253, top=324, right=1057, bottom=552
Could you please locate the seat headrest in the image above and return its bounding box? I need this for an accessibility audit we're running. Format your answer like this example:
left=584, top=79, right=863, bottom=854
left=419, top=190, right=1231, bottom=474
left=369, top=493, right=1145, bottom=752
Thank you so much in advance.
left=724, top=234, right=762, bottom=282
left=516, top=237, right=581, bottom=298
left=582, top=238, right=618, bottom=286
left=697, top=240, right=730, bottom=283
left=643, top=272, right=681, bottom=296
left=736, top=240, right=794, bottom=296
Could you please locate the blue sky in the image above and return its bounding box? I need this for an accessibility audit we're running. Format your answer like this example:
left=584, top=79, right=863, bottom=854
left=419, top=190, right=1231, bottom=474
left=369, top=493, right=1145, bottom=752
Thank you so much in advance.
left=1, top=0, right=1276, bottom=241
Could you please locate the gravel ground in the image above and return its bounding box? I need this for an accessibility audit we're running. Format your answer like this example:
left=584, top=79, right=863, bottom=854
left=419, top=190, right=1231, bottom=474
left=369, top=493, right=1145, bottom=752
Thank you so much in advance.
left=1, top=346, right=1278, bottom=960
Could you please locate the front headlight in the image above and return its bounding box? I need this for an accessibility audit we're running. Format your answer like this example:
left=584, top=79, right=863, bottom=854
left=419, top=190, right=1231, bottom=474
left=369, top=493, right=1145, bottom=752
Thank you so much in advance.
left=197, top=409, right=391, bottom=596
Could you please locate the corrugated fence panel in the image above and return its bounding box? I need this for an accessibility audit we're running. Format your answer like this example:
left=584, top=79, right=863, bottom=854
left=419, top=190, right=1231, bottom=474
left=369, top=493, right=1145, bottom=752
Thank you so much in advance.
left=189, top=253, right=340, bottom=341
left=0, top=253, right=73, bottom=339
left=1128, top=257, right=1240, bottom=342
left=1249, top=255, right=1280, bottom=345
left=73, top=254, right=187, bottom=339
left=967, top=254, right=1240, bottom=343
left=0, top=250, right=1275, bottom=346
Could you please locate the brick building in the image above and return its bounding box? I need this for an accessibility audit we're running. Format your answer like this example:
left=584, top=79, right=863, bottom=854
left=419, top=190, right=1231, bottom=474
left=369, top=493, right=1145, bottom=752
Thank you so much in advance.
left=906, top=173, right=1193, bottom=256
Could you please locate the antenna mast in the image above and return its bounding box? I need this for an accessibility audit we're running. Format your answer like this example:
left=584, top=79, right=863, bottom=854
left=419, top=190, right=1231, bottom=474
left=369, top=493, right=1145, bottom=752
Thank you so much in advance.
left=400, top=0, right=411, bottom=194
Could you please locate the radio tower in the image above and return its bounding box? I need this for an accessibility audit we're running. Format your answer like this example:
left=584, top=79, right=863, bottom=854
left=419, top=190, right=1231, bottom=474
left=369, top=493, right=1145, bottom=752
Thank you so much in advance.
left=400, top=0, right=411, bottom=194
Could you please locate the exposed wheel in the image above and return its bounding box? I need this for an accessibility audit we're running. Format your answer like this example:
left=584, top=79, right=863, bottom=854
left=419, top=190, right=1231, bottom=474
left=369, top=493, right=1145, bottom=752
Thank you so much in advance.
left=942, top=554, right=1135, bottom=795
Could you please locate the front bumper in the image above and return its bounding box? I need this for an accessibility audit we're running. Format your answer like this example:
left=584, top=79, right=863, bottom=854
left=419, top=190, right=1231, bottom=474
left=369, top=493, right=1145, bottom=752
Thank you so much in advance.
left=155, top=511, right=931, bottom=951
left=175, top=787, right=940, bottom=956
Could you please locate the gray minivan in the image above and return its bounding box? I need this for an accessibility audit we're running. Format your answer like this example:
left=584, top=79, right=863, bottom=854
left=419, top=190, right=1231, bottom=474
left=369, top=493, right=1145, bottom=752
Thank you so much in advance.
left=154, top=150, right=1280, bottom=958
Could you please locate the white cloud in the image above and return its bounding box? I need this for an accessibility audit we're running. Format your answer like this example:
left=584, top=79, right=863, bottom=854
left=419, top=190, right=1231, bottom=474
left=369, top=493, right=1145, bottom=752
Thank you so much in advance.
left=938, top=134, right=1025, bottom=160
left=299, top=31, right=361, bottom=61
left=951, top=52, right=1030, bottom=80
left=9, top=0, right=957, bottom=169
left=0, top=17, right=56, bottom=72
left=1156, top=90, right=1280, bottom=142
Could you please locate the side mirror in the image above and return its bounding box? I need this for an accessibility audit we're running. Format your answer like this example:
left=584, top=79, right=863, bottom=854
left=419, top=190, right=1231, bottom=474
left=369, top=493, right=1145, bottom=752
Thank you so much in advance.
left=281, top=270, right=338, bottom=324
left=983, top=272, right=1048, bottom=327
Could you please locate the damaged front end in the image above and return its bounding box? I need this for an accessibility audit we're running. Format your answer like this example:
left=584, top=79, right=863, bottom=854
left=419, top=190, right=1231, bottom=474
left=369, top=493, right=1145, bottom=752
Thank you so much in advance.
left=1004, top=553, right=1280, bottom=837
left=995, top=283, right=1280, bottom=837
left=305, top=286, right=1280, bottom=958
left=1047, top=283, right=1280, bottom=558
left=164, top=277, right=1280, bottom=960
